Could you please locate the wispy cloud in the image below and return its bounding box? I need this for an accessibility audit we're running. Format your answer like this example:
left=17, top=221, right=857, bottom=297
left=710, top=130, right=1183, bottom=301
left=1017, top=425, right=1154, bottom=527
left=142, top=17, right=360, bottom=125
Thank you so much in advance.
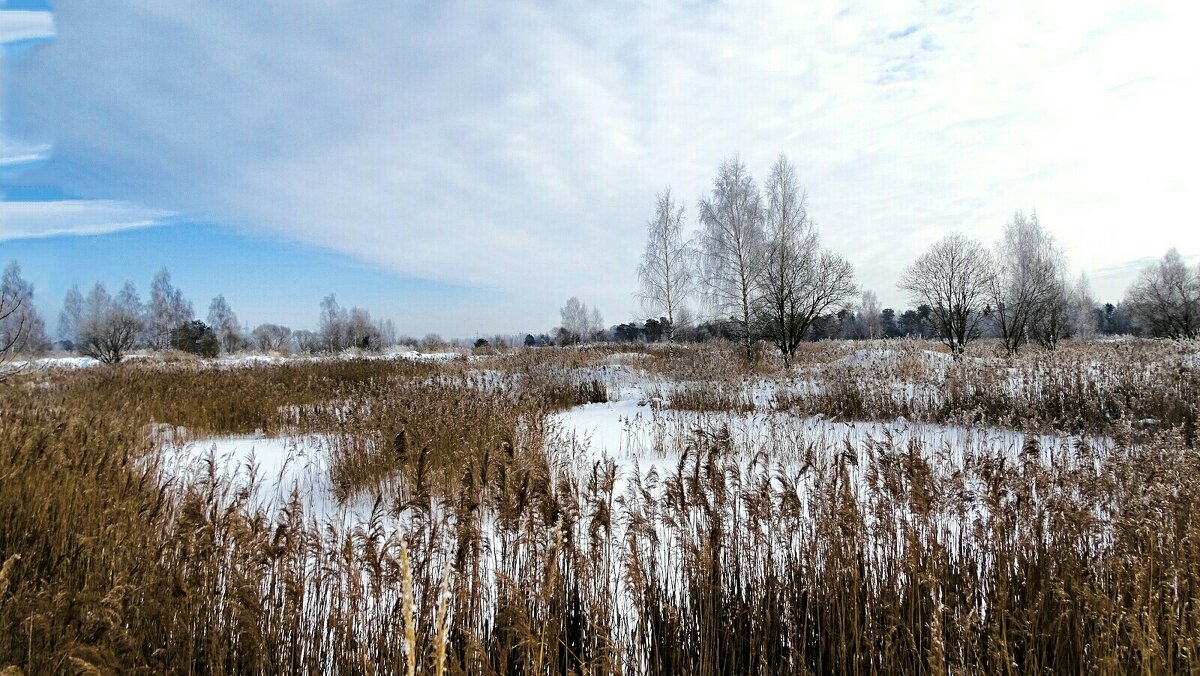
left=0, top=135, right=50, bottom=171
left=4, top=1, right=1199, bottom=321
left=0, top=8, right=54, bottom=45
left=0, top=199, right=173, bottom=240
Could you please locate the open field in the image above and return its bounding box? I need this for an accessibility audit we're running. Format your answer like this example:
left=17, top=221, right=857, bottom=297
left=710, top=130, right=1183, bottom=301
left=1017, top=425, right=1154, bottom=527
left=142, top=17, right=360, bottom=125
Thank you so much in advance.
left=2, top=338, right=1199, bottom=674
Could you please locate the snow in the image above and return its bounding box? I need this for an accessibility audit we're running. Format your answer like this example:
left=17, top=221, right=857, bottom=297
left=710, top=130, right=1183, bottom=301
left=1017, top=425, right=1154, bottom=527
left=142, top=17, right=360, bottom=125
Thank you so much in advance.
left=19, top=355, right=99, bottom=369
left=391, top=350, right=462, bottom=362
left=160, top=432, right=390, bottom=524
left=548, top=383, right=1108, bottom=507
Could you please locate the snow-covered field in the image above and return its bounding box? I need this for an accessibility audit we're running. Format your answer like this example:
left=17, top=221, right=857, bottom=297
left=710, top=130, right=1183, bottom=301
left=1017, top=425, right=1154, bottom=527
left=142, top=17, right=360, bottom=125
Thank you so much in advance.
left=10, top=347, right=470, bottom=372
left=161, top=363, right=1109, bottom=544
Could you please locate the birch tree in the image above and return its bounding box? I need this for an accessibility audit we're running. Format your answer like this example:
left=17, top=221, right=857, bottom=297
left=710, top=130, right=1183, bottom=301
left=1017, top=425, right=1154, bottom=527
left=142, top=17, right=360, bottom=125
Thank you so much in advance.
left=860, top=291, right=883, bottom=339
left=699, top=157, right=765, bottom=359
left=1067, top=274, right=1098, bottom=340
left=148, top=268, right=194, bottom=349
left=57, top=285, right=84, bottom=349
left=637, top=188, right=694, bottom=339
left=78, top=283, right=142, bottom=364
left=207, top=295, right=244, bottom=354
left=756, top=155, right=855, bottom=364
left=989, top=212, right=1061, bottom=355
left=0, top=262, right=48, bottom=362
left=1, top=264, right=35, bottom=378
left=558, top=296, right=601, bottom=344
left=899, top=233, right=994, bottom=357
left=1124, top=248, right=1200, bottom=339
left=252, top=323, right=292, bottom=352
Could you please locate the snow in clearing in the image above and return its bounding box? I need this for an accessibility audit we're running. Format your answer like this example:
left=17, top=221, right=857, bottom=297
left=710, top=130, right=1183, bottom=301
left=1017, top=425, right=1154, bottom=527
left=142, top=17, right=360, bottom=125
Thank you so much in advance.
left=549, top=385, right=1107, bottom=503
left=391, top=350, right=462, bottom=362
left=160, top=432, right=389, bottom=524
left=15, top=355, right=99, bottom=369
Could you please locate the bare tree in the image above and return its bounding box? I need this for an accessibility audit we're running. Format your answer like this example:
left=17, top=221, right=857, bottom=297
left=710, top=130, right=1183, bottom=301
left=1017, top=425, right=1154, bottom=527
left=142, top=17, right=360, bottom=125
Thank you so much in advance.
left=988, top=212, right=1062, bottom=355
left=148, top=268, right=194, bottom=349
left=346, top=307, right=381, bottom=350
left=558, top=296, right=600, bottom=344
left=1030, top=274, right=1070, bottom=351
left=375, top=318, right=398, bottom=348
left=57, top=284, right=84, bottom=350
left=1124, top=248, right=1200, bottom=339
left=292, top=329, right=323, bottom=354
left=319, top=293, right=348, bottom=352
left=860, top=290, right=882, bottom=339
left=637, top=188, right=694, bottom=339
left=589, top=307, right=604, bottom=339
left=756, top=156, right=856, bottom=364
left=0, top=262, right=49, bottom=378
left=116, top=280, right=146, bottom=347
left=78, top=283, right=142, bottom=364
left=1067, top=274, right=1098, bottom=340
left=252, top=323, right=293, bottom=352
left=0, top=274, right=28, bottom=379
left=699, top=156, right=766, bottom=359
left=899, top=233, right=994, bottom=357
left=207, top=295, right=244, bottom=354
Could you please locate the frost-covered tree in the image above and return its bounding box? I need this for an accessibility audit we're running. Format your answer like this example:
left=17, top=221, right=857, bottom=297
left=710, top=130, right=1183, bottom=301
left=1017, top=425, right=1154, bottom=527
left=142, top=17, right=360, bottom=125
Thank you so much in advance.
left=207, top=295, right=244, bottom=354
left=292, top=329, right=323, bottom=354
left=989, top=212, right=1063, bottom=355
left=115, top=281, right=146, bottom=346
left=1123, top=248, right=1200, bottom=339
left=1030, top=268, right=1072, bottom=351
left=637, top=188, right=694, bottom=338
left=319, top=293, right=346, bottom=352
left=57, top=285, right=84, bottom=350
left=589, top=307, right=604, bottom=338
left=860, top=291, right=882, bottom=339
left=317, top=294, right=385, bottom=351
left=1067, top=274, right=1098, bottom=340
left=558, top=297, right=602, bottom=344
left=699, top=157, right=766, bottom=359
left=899, top=233, right=994, bottom=357
left=252, top=323, right=292, bottom=352
left=78, top=283, right=142, bottom=364
left=375, top=318, right=398, bottom=348
left=147, top=268, right=194, bottom=349
left=559, top=297, right=589, bottom=344
left=756, top=156, right=855, bottom=364
left=0, top=262, right=49, bottom=361
left=346, top=307, right=381, bottom=350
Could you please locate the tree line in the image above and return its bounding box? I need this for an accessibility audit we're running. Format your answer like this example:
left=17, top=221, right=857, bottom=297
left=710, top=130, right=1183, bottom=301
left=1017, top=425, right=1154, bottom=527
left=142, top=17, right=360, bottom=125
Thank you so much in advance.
left=0, top=265, right=404, bottom=366
left=554, top=153, right=1199, bottom=359
left=0, top=157, right=1197, bottom=368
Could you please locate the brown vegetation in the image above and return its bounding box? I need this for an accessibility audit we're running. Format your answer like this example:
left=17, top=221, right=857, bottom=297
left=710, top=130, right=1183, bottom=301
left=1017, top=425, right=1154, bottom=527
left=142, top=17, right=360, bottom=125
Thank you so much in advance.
left=1, top=339, right=1198, bottom=673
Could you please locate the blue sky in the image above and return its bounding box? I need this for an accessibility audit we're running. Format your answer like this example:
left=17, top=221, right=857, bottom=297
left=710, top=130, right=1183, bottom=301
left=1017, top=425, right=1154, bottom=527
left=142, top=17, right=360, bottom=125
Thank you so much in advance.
left=2, top=219, right=492, bottom=336
left=2, top=1, right=1199, bottom=335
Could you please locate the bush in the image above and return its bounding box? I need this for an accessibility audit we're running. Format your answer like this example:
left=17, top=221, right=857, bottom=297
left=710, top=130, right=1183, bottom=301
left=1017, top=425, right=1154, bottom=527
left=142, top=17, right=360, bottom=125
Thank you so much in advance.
left=170, top=320, right=220, bottom=358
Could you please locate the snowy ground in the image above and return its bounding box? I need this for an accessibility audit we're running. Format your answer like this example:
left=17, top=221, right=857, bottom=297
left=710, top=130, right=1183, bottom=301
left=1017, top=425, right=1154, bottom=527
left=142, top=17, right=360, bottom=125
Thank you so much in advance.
left=160, top=371, right=1106, bottom=534
left=158, top=432, right=394, bottom=526
left=11, top=347, right=468, bottom=372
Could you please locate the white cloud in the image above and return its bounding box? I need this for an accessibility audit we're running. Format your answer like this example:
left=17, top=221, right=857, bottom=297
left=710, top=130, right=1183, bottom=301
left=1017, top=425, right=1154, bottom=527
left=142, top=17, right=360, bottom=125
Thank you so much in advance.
left=0, top=9, right=54, bottom=44
left=0, top=199, right=173, bottom=239
left=0, top=136, right=50, bottom=169
left=4, top=0, right=1199, bottom=327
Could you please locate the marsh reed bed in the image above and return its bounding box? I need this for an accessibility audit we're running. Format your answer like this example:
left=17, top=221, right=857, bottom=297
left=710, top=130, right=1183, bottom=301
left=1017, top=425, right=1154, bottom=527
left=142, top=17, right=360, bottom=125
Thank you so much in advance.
left=1, top=340, right=1198, bottom=673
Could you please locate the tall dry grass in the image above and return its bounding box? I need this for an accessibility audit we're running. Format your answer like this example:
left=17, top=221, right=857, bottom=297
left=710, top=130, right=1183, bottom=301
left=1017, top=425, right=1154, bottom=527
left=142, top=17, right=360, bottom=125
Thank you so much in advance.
left=0, top=340, right=1197, bottom=673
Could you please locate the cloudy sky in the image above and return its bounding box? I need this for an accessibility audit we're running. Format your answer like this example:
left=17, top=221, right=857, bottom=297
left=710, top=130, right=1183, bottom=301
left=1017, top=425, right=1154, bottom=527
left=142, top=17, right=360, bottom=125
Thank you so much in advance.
left=1, top=0, right=1198, bottom=336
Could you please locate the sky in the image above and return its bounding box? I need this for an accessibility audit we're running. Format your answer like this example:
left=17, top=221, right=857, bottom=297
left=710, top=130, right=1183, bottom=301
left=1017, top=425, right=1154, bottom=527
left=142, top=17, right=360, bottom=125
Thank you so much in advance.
left=1, top=1, right=1198, bottom=336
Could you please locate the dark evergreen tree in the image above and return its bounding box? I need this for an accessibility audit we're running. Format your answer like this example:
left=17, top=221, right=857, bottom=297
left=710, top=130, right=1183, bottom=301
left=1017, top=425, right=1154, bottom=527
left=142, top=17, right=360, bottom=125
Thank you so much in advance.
left=170, top=320, right=220, bottom=358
